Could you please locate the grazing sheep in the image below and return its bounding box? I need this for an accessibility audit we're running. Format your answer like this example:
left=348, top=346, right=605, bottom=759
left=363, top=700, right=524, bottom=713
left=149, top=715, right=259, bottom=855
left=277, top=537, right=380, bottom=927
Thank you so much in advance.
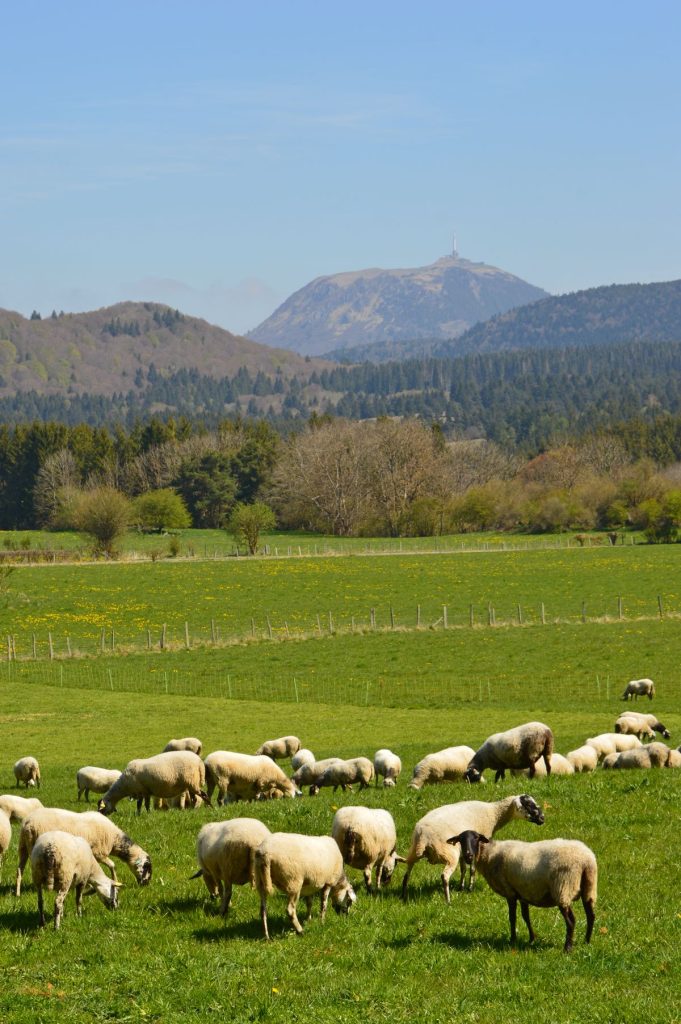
left=0, top=809, right=10, bottom=879
left=464, top=723, right=553, bottom=783
left=291, top=748, right=315, bottom=772
left=401, top=794, right=545, bottom=903
left=602, top=742, right=673, bottom=770
left=374, top=749, right=402, bottom=788
left=448, top=830, right=597, bottom=952
left=566, top=745, right=599, bottom=773
left=409, top=746, right=478, bottom=790
left=332, top=807, right=405, bottom=891
left=621, top=678, right=655, bottom=701
left=0, top=794, right=43, bottom=823
left=255, top=832, right=356, bottom=939
left=255, top=736, right=302, bottom=760
left=98, top=751, right=209, bottom=815
left=77, top=767, right=122, bottom=803
left=615, top=712, right=670, bottom=740
left=190, top=817, right=271, bottom=915
left=13, top=757, right=41, bottom=789
left=586, top=733, right=644, bottom=761
left=512, top=753, right=574, bottom=777
left=309, top=757, right=374, bottom=795
left=668, top=749, right=681, bottom=768
left=204, top=751, right=299, bottom=805
left=16, top=807, right=152, bottom=895
left=163, top=737, right=203, bottom=756
left=31, top=830, right=121, bottom=930
left=292, top=758, right=344, bottom=795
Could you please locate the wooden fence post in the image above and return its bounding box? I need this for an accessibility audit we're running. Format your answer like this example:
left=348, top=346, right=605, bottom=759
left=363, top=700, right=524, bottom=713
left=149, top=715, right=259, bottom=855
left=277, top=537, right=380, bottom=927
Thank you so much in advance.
left=657, top=595, right=664, bottom=619
left=161, top=624, right=167, bottom=650
left=184, top=622, right=190, bottom=649
left=469, top=604, right=474, bottom=627
left=618, top=596, right=623, bottom=620
left=541, top=603, right=546, bottom=625
left=416, top=604, right=421, bottom=627
left=48, top=632, right=54, bottom=660
left=370, top=608, right=376, bottom=630
left=443, top=605, right=448, bottom=629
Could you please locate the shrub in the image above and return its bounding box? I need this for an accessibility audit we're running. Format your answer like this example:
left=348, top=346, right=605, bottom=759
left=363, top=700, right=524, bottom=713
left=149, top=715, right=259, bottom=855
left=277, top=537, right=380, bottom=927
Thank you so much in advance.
left=75, top=487, right=132, bottom=557
left=228, top=502, right=276, bottom=555
left=133, top=489, right=191, bottom=532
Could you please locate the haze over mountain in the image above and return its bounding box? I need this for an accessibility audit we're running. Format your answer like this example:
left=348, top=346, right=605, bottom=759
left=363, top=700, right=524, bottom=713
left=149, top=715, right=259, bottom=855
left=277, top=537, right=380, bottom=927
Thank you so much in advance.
left=248, top=254, right=548, bottom=356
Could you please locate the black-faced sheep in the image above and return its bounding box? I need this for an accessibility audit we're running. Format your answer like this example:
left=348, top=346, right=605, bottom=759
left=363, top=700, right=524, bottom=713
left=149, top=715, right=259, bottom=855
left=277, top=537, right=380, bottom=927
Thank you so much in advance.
left=621, top=678, right=655, bottom=701
left=31, top=830, right=121, bottom=929
left=464, top=723, right=553, bottom=783
left=615, top=712, right=670, bottom=740
left=98, top=751, right=209, bottom=815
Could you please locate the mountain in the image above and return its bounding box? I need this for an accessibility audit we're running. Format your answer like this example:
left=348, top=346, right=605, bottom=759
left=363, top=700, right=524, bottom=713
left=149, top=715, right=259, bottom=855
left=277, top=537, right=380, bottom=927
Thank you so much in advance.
left=437, top=279, right=681, bottom=356
left=248, top=254, right=548, bottom=356
left=0, top=302, right=326, bottom=397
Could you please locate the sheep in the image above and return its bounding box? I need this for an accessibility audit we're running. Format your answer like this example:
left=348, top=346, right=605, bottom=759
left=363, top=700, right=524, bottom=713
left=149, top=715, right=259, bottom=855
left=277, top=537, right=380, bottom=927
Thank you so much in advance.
left=309, top=757, right=374, bottom=795
left=621, top=677, right=655, bottom=701
left=77, top=767, right=122, bottom=803
left=332, top=807, right=405, bottom=892
left=255, top=736, right=302, bottom=761
left=13, top=756, right=41, bottom=789
left=512, top=753, right=574, bottom=777
left=373, top=749, right=402, bottom=788
left=16, top=807, right=152, bottom=895
left=291, top=748, right=315, bottom=772
left=255, top=832, right=357, bottom=939
left=0, top=794, right=43, bottom=823
left=190, top=817, right=271, bottom=915
left=98, top=751, right=209, bottom=815
left=0, top=809, right=10, bottom=879
left=163, top=737, right=203, bottom=756
left=615, top=712, right=670, bottom=740
left=204, top=751, right=299, bottom=804
left=30, top=830, right=121, bottom=930
left=464, top=722, right=553, bottom=783
left=566, top=745, right=599, bottom=773
left=602, top=742, right=673, bottom=770
left=668, top=749, right=681, bottom=768
left=409, top=746, right=478, bottom=789
left=586, top=733, right=645, bottom=761
left=292, top=757, right=345, bottom=795
left=447, top=830, right=597, bottom=952
left=401, top=794, right=545, bottom=904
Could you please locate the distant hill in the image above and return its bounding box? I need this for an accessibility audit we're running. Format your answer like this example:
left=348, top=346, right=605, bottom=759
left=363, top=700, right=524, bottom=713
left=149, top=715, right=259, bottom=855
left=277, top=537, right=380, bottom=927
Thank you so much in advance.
left=0, top=302, right=326, bottom=397
left=249, top=254, right=548, bottom=356
left=437, top=279, right=681, bottom=356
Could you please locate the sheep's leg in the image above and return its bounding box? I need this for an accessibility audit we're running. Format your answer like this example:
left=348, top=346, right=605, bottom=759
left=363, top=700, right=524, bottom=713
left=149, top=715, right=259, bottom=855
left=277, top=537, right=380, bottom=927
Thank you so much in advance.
left=401, top=862, right=414, bottom=901
left=144, top=795, right=151, bottom=813
left=494, top=768, right=506, bottom=782
left=468, top=863, right=476, bottom=892
left=15, top=842, right=29, bottom=897
left=260, top=894, right=270, bottom=940
left=320, top=884, right=331, bottom=922
left=441, top=864, right=455, bottom=904
left=507, top=897, right=518, bottom=943
left=527, top=762, right=536, bottom=779
left=304, top=895, right=313, bottom=920
left=559, top=904, right=576, bottom=952
left=219, top=883, right=233, bottom=916
left=364, top=866, right=374, bottom=893
left=520, top=900, right=535, bottom=943
left=54, top=891, right=66, bottom=930
left=101, top=857, right=118, bottom=882
left=458, top=860, right=467, bottom=891
left=37, top=886, right=45, bottom=927
left=286, top=890, right=304, bottom=933
left=136, top=797, right=144, bottom=814
left=583, top=897, right=595, bottom=944
left=75, top=883, right=84, bottom=917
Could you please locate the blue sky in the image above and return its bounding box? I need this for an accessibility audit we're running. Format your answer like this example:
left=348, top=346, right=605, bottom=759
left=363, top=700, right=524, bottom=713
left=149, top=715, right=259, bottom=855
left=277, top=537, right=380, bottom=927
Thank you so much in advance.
left=1, top=1, right=679, bottom=333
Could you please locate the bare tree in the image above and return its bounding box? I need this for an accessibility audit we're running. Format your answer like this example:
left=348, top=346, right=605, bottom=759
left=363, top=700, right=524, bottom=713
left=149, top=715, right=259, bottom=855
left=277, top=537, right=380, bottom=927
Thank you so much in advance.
left=33, top=449, right=80, bottom=527
left=445, top=439, right=520, bottom=494
left=364, top=419, right=446, bottom=536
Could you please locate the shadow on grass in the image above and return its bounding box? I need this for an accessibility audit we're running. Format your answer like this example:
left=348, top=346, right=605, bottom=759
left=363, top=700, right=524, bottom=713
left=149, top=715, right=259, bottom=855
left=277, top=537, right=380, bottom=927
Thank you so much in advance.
left=430, top=930, right=546, bottom=952
left=193, top=918, right=265, bottom=942
left=0, top=906, right=41, bottom=933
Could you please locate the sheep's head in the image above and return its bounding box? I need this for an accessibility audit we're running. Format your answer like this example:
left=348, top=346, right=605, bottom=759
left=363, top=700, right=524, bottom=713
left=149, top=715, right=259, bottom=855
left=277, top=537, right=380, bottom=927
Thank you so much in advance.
left=131, top=853, right=152, bottom=886
left=464, top=765, right=483, bottom=784
left=515, top=794, right=545, bottom=825
left=332, top=876, right=357, bottom=914
left=98, top=798, right=113, bottom=816
left=378, top=850, right=407, bottom=887
left=654, top=722, right=671, bottom=739
left=447, top=830, right=488, bottom=866
left=383, top=777, right=396, bottom=788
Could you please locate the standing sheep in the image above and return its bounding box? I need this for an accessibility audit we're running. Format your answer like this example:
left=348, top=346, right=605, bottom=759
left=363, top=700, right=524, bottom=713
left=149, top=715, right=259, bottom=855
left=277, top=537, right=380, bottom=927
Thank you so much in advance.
left=98, top=751, right=209, bottom=815
left=401, top=794, right=545, bottom=903
left=291, top=749, right=315, bottom=772
left=309, top=757, right=374, bottom=795
left=332, top=807, right=405, bottom=891
left=163, top=737, right=203, bottom=756
left=0, top=794, right=43, bottom=823
left=292, top=758, right=344, bottom=795
left=0, top=809, right=10, bottom=879
left=204, top=751, right=299, bottom=804
left=464, top=723, right=553, bottom=783
left=409, top=746, right=477, bottom=789
left=191, top=818, right=271, bottom=915
left=255, top=736, right=302, bottom=760
left=374, top=749, right=402, bottom=787
left=566, top=745, right=599, bottom=773
left=447, top=830, right=597, bottom=952
left=621, top=678, right=655, bottom=701
left=77, top=767, right=122, bottom=803
left=615, top=712, right=670, bottom=740
left=30, top=830, right=121, bottom=930
left=13, top=757, right=41, bottom=789
left=255, top=832, right=356, bottom=939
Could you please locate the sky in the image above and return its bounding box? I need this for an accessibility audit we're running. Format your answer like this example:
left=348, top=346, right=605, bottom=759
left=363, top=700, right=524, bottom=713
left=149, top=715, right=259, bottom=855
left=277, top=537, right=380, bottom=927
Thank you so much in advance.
left=1, top=1, right=680, bottom=334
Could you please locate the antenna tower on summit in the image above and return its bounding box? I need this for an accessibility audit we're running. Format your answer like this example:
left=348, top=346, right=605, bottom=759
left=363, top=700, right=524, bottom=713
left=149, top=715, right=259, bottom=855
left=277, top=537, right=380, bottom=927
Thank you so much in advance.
left=452, top=232, right=459, bottom=257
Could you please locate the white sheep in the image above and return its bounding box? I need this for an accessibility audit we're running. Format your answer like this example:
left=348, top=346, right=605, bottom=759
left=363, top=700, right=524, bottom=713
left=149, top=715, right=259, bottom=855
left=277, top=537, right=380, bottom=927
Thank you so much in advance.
left=332, top=807, right=405, bottom=891
left=0, top=794, right=43, bottom=823
left=13, top=756, right=41, bottom=789
left=30, top=830, right=121, bottom=930
left=191, top=817, right=271, bottom=915
left=16, top=807, right=152, bottom=895
left=401, top=794, right=546, bottom=903
left=374, top=749, right=402, bottom=788
left=586, top=733, right=644, bottom=761
left=511, top=753, right=574, bottom=777
left=255, top=832, right=356, bottom=939
left=204, top=751, right=299, bottom=804
left=668, top=749, right=681, bottom=767
left=0, top=809, right=10, bottom=879
left=464, top=722, right=554, bottom=783
left=309, top=757, right=374, bottom=795
left=409, top=746, right=477, bottom=789
left=163, top=737, right=203, bottom=756
left=602, top=742, right=673, bottom=770
left=566, top=745, right=599, bottom=773
left=292, top=758, right=344, bottom=795
left=77, top=767, right=122, bottom=802
left=255, top=736, right=302, bottom=760
left=291, top=748, right=315, bottom=772
left=621, top=677, right=655, bottom=701
left=615, top=712, right=670, bottom=740
left=448, top=830, right=597, bottom=952
left=98, top=751, right=209, bottom=815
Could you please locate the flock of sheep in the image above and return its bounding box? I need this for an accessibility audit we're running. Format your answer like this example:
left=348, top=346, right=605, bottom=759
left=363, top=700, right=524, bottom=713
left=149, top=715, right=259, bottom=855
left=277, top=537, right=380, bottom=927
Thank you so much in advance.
left=1, top=678, right=678, bottom=953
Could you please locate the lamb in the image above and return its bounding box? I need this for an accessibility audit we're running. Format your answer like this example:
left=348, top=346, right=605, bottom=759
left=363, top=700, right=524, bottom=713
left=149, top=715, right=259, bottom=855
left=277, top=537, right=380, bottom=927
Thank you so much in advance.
left=401, top=794, right=545, bottom=904
left=16, top=807, right=152, bottom=895
left=409, top=746, right=478, bottom=789
left=447, top=830, right=597, bottom=952
left=566, top=745, right=599, bottom=773
left=615, top=712, right=670, bottom=740
left=77, top=767, right=122, bottom=802
left=98, top=751, right=209, bottom=815
left=0, top=794, right=43, bottom=823
left=255, top=832, right=357, bottom=939
left=204, top=751, right=299, bottom=804
left=512, top=753, right=574, bottom=777
left=374, top=749, right=402, bottom=787
left=621, top=677, right=655, bottom=701
left=13, top=756, right=41, bottom=789
left=255, top=736, right=302, bottom=760
left=0, top=809, right=10, bottom=879
left=291, top=748, right=315, bottom=772
left=464, top=722, right=553, bottom=783
left=190, top=817, right=271, bottom=915
left=602, top=742, right=673, bottom=770
left=332, top=807, right=405, bottom=891
left=292, top=758, right=344, bottom=795
left=586, top=733, right=644, bottom=761
left=163, top=737, right=203, bottom=756
left=30, top=830, right=121, bottom=929
left=309, top=757, right=374, bottom=795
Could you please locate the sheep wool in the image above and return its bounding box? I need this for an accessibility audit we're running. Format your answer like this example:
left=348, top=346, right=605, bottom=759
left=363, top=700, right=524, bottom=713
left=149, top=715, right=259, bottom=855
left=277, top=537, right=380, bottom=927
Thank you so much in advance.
left=163, top=737, right=203, bottom=756
left=191, top=817, right=271, bottom=915
left=464, top=723, right=553, bottom=783
left=409, top=746, right=476, bottom=789
left=76, top=767, right=122, bottom=803
left=30, top=830, right=121, bottom=930
left=374, top=749, right=402, bottom=787
left=566, top=745, right=599, bottom=773
left=204, top=751, right=298, bottom=804
left=98, top=751, right=209, bottom=815
left=0, top=794, right=43, bottom=823
left=13, top=757, right=41, bottom=789
left=332, top=806, right=404, bottom=891
left=255, top=736, right=302, bottom=760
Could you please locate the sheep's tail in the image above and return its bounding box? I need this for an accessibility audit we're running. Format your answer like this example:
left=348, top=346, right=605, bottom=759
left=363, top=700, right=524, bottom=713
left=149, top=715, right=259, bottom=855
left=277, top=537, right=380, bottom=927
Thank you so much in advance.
left=650, top=683, right=655, bottom=698
left=581, top=857, right=598, bottom=906
left=254, top=849, right=273, bottom=897
left=343, top=828, right=360, bottom=865
left=248, top=847, right=258, bottom=889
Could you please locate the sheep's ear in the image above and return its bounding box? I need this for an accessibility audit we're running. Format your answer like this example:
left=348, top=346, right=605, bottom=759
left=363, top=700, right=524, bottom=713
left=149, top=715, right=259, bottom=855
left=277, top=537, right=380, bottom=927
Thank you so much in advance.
left=112, top=880, right=123, bottom=888
left=394, top=854, right=408, bottom=863
left=447, top=833, right=463, bottom=846
left=478, top=834, right=490, bottom=844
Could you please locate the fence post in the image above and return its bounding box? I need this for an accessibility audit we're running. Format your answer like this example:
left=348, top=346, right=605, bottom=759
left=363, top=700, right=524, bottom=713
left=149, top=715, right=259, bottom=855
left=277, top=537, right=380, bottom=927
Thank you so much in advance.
left=416, top=604, right=421, bottom=627
left=32, top=633, right=37, bottom=659
left=111, top=629, right=115, bottom=652
left=184, top=622, right=190, bottom=649
left=267, top=616, right=273, bottom=640
left=657, top=595, right=664, bottom=619
left=618, top=596, right=623, bottom=620
left=328, top=611, right=334, bottom=634
left=469, top=604, right=474, bottom=627
left=390, top=605, right=395, bottom=629
left=251, top=617, right=256, bottom=638
left=541, top=602, right=546, bottom=625
left=108, top=669, right=114, bottom=691
left=147, top=629, right=151, bottom=650
left=66, top=636, right=72, bottom=658
left=100, top=629, right=105, bottom=654
left=581, top=602, right=587, bottom=624
left=48, top=633, right=54, bottom=660
left=293, top=677, right=299, bottom=703
left=443, top=605, right=448, bottom=629
left=517, top=604, right=523, bottom=625
left=370, top=608, right=376, bottom=630
left=211, top=619, right=216, bottom=644
left=6, top=636, right=11, bottom=662
left=161, top=624, right=167, bottom=651
left=316, top=614, right=322, bottom=635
